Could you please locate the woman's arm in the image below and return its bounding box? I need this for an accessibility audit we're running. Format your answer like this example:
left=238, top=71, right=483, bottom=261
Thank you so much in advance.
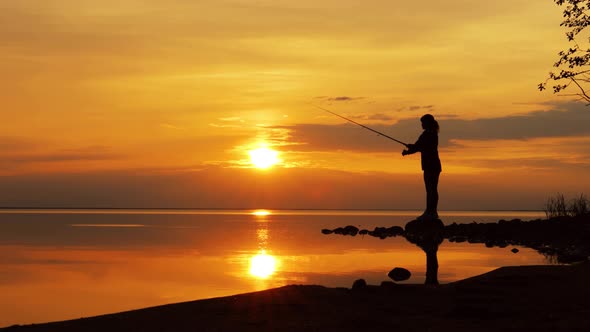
left=402, top=143, right=418, bottom=156
left=402, top=133, right=425, bottom=156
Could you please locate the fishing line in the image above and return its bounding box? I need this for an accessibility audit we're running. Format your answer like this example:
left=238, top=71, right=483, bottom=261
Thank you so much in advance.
left=311, top=104, right=408, bottom=147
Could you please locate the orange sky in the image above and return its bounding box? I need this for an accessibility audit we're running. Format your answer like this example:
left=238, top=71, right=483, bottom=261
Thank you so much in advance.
left=1, top=0, right=589, bottom=210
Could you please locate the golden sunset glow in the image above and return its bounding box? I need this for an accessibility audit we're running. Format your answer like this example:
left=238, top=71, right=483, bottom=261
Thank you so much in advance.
left=4, top=1, right=590, bottom=329
left=0, top=0, right=588, bottom=210
left=248, top=148, right=280, bottom=169
left=249, top=251, right=277, bottom=279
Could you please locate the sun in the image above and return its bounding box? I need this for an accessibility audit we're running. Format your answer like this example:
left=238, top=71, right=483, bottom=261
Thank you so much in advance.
left=248, top=147, right=280, bottom=169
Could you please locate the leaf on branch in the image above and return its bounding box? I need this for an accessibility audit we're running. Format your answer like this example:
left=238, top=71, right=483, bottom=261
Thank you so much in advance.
left=541, top=0, right=590, bottom=103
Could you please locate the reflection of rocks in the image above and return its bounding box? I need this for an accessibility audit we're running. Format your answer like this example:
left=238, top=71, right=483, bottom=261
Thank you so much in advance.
left=323, top=219, right=444, bottom=285
left=388, top=267, right=411, bottom=281
left=405, top=219, right=444, bottom=245
left=444, top=215, right=590, bottom=263
left=322, top=214, right=590, bottom=264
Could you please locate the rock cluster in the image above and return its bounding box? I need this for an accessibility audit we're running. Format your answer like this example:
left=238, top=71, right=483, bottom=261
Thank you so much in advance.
left=443, top=215, right=590, bottom=263
left=321, top=226, right=404, bottom=239
left=321, top=225, right=359, bottom=236
left=322, top=214, right=590, bottom=264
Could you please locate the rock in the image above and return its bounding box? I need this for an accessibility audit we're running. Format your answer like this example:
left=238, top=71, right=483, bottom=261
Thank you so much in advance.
left=380, top=281, right=397, bottom=289
left=351, top=279, right=367, bottom=290
left=330, top=226, right=359, bottom=236
left=367, top=227, right=390, bottom=239
left=386, top=226, right=404, bottom=237
left=373, top=227, right=387, bottom=235
left=388, top=267, right=411, bottom=282
left=405, top=218, right=444, bottom=235
left=405, top=218, right=445, bottom=248
left=453, top=236, right=467, bottom=243
left=343, top=225, right=359, bottom=236
left=511, top=248, right=520, bottom=254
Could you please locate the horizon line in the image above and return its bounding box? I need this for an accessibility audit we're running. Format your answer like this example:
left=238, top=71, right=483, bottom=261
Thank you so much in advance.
left=0, top=206, right=545, bottom=213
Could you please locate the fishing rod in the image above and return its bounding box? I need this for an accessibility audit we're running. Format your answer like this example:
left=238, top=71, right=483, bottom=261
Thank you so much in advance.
left=311, top=104, right=408, bottom=147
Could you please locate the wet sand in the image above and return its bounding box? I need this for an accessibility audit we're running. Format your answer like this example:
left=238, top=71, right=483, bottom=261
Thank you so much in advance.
left=2, top=261, right=589, bottom=332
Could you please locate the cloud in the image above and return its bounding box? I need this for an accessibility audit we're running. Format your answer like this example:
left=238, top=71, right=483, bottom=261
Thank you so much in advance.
left=6, top=152, right=121, bottom=163
left=0, top=256, right=93, bottom=266
left=209, top=117, right=247, bottom=128
left=273, top=123, right=404, bottom=152
left=160, top=123, right=184, bottom=130
left=276, top=101, right=590, bottom=152
left=314, top=96, right=366, bottom=103
left=209, top=123, right=242, bottom=128
left=329, top=96, right=365, bottom=102
left=0, top=137, right=38, bottom=153
left=408, top=105, right=434, bottom=111
left=346, top=113, right=396, bottom=122
left=367, top=113, right=395, bottom=121
left=0, top=167, right=418, bottom=209
left=0, top=165, right=587, bottom=211
left=440, top=102, right=590, bottom=143
left=0, top=146, right=122, bottom=172
left=219, top=117, right=244, bottom=122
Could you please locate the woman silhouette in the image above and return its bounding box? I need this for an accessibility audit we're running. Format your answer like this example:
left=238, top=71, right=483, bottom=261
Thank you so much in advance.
left=402, top=114, right=442, bottom=221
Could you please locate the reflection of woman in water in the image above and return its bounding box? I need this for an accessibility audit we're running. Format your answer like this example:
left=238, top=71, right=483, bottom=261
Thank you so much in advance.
left=402, top=114, right=442, bottom=221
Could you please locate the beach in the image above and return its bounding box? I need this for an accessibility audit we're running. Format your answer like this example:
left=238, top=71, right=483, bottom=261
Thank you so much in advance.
left=2, top=260, right=589, bottom=331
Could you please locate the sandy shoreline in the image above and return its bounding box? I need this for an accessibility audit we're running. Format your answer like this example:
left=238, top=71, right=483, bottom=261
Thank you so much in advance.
left=2, top=261, right=589, bottom=332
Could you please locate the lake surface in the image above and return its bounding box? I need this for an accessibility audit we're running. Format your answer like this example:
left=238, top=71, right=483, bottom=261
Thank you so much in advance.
left=0, top=209, right=547, bottom=327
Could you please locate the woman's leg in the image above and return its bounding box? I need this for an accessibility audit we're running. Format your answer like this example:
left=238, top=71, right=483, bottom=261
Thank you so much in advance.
left=423, top=170, right=440, bottom=216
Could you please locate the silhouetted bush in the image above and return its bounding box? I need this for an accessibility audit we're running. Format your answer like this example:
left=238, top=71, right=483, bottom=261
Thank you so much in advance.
left=544, top=193, right=567, bottom=218
left=569, top=193, right=589, bottom=217
left=544, top=193, right=589, bottom=218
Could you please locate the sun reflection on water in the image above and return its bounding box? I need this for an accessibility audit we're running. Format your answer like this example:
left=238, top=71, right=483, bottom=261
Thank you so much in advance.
left=252, top=209, right=271, bottom=217
left=248, top=210, right=279, bottom=279
left=249, top=250, right=277, bottom=279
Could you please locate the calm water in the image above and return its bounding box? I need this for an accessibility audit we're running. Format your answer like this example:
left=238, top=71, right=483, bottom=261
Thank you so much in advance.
left=0, top=209, right=547, bottom=327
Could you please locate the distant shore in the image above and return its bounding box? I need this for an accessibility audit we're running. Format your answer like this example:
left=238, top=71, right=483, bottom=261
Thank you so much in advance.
left=2, top=261, right=590, bottom=332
